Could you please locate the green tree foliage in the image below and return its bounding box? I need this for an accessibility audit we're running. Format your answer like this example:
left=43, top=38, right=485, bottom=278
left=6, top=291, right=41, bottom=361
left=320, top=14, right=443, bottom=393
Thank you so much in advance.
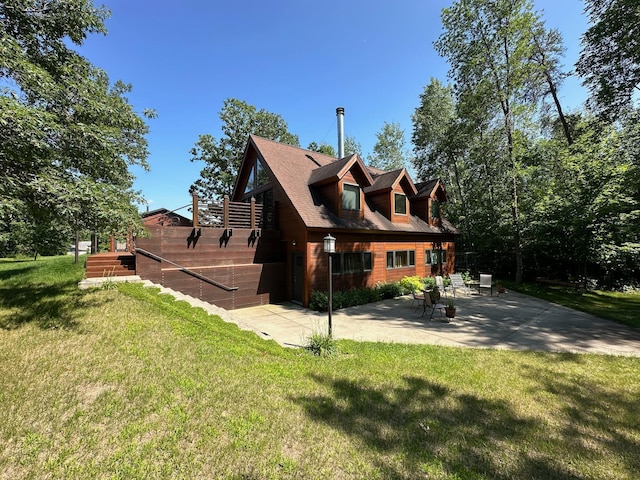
left=308, top=142, right=335, bottom=156
left=434, top=0, right=551, bottom=283
left=344, top=135, right=362, bottom=157
left=525, top=113, right=640, bottom=287
left=190, top=98, right=299, bottom=200
left=367, top=121, right=409, bottom=171
left=0, top=0, right=152, bottom=258
left=576, top=0, right=640, bottom=120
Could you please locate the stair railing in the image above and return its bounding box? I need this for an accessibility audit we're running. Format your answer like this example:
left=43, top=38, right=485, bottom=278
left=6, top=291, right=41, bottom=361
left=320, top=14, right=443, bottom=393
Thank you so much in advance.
left=135, top=247, right=238, bottom=292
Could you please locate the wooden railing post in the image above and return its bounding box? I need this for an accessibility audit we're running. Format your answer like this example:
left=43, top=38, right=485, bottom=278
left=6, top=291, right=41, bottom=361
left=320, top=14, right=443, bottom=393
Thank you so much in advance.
left=192, top=193, right=199, bottom=228
left=250, top=196, right=256, bottom=230
left=223, top=195, right=230, bottom=229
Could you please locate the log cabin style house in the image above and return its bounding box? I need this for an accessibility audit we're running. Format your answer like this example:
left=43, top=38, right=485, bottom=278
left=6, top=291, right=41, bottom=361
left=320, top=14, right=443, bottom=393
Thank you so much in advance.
left=133, top=134, right=457, bottom=310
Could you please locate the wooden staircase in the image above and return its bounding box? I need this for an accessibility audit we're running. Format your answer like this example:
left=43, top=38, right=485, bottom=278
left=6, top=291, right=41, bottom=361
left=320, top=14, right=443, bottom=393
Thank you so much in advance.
left=85, top=252, right=136, bottom=278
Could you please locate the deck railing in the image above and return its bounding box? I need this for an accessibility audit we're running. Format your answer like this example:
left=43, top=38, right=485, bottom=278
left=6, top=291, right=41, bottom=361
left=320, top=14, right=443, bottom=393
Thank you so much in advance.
left=193, top=194, right=264, bottom=229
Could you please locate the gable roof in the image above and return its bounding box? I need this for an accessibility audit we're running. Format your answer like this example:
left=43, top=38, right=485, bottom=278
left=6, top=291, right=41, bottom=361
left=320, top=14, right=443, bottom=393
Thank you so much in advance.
left=308, top=154, right=373, bottom=187
left=238, top=135, right=456, bottom=234
left=413, top=179, right=447, bottom=200
left=365, top=168, right=418, bottom=196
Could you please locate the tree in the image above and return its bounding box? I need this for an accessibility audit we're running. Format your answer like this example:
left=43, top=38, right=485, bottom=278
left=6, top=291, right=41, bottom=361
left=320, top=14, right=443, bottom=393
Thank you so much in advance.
left=576, top=0, right=640, bottom=120
left=190, top=98, right=299, bottom=200
left=308, top=142, right=335, bottom=156
left=413, top=79, right=476, bottom=250
left=344, top=135, right=362, bottom=157
left=434, top=0, right=549, bottom=283
left=0, top=0, right=153, bottom=258
left=530, top=24, right=573, bottom=145
left=367, top=122, right=409, bottom=171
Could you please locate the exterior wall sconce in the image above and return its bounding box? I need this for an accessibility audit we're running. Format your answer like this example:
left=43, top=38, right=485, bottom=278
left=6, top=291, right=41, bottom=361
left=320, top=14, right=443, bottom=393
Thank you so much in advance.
left=323, top=234, right=336, bottom=336
left=292, top=239, right=297, bottom=246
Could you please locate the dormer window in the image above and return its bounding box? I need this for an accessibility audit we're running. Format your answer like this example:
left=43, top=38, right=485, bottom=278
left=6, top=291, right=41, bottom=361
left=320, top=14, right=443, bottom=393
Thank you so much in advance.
left=431, top=198, right=440, bottom=220
left=394, top=193, right=407, bottom=215
left=342, top=184, right=361, bottom=211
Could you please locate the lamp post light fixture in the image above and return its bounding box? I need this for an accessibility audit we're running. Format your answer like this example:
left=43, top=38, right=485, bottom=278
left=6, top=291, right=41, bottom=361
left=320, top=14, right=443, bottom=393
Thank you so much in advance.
left=323, top=234, right=336, bottom=337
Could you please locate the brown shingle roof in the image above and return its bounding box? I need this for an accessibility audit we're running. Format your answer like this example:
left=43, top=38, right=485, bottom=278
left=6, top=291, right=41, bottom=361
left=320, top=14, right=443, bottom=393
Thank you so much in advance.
left=364, top=168, right=418, bottom=196
left=246, top=135, right=457, bottom=234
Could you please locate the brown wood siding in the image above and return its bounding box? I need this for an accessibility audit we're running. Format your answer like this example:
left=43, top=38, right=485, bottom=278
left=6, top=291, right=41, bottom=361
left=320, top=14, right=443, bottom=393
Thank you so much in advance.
left=303, top=232, right=456, bottom=304
left=410, top=197, right=429, bottom=223
left=367, top=191, right=391, bottom=219
left=135, top=226, right=286, bottom=309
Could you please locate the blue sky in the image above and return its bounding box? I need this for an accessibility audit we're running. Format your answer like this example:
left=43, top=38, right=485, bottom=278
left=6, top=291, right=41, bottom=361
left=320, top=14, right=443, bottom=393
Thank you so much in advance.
left=77, top=0, right=589, bottom=212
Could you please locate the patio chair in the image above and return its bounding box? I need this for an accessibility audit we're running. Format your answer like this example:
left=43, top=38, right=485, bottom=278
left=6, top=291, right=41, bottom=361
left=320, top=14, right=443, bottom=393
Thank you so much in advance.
left=410, top=288, right=425, bottom=311
left=435, top=276, right=452, bottom=298
left=479, top=274, right=493, bottom=296
left=423, top=291, right=446, bottom=320
left=450, top=273, right=473, bottom=297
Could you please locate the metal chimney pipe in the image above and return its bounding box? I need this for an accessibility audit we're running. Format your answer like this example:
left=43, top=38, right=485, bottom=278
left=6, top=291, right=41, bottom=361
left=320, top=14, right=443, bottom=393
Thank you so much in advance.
left=336, top=107, right=345, bottom=158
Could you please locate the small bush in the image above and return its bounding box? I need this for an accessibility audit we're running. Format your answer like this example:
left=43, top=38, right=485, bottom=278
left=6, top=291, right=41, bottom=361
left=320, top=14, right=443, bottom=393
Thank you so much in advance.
left=309, top=290, right=329, bottom=311
left=376, top=281, right=403, bottom=299
left=423, top=276, right=436, bottom=290
left=399, top=275, right=424, bottom=294
left=304, top=331, right=337, bottom=357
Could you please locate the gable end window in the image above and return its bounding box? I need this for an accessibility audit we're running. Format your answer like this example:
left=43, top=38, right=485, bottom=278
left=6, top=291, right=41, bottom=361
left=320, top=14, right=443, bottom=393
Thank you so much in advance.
left=394, top=193, right=407, bottom=215
left=342, top=184, right=361, bottom=211
left=386, top=250, right=415, bottom=269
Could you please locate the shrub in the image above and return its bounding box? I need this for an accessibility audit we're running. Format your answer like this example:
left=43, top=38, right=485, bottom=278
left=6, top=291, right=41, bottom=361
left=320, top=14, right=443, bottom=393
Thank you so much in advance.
left=423, top=276, right=436, bottom=290
left=375, top=281, right=403, bottom=299
left=309, top=290, right=329, bottom=311
left=399, top=275, right=424, bottom=294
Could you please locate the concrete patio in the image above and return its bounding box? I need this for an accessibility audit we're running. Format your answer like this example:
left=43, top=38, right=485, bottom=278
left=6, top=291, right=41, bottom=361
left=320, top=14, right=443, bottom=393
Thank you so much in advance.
left=227, top=290, right=640, bottom=356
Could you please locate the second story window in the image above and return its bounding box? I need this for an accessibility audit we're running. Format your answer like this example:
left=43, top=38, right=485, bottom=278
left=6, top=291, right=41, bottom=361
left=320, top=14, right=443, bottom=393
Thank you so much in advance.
left=342, top=184, right=360, bottom=211
left=394, top=193, right=407, bottom=215
left=430, top=199, right=440, bottom=220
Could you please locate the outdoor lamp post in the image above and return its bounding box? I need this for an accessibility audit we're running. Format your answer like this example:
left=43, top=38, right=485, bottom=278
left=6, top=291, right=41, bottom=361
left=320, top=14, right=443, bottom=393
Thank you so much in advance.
left=323, top=234, right=336, bottom=337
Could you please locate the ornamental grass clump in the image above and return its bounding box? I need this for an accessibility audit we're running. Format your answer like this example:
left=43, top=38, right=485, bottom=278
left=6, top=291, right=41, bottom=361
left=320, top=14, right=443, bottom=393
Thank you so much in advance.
left=304, top=330, right=337, bottom=357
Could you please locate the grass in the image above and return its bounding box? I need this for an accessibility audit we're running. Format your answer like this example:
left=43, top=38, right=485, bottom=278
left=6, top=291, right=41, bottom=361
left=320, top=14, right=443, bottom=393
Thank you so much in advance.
left=0, top=256, right=639, bottom=479
left=504, top=281, right=640, bottom=328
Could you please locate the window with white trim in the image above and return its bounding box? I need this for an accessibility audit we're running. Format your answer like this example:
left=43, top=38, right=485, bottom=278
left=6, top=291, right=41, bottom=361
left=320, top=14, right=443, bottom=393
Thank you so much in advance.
left=331, top=252, right=372, bottom=274
left=386, top=250, right=415, bottom=269
left=342, top=184, right=360, bottom=211
left=394, top=193, right=407, bottom=215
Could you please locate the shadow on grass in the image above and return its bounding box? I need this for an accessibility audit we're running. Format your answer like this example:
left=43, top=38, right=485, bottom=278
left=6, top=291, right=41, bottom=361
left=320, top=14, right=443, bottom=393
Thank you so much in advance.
left=521, top=364, right=640, bottom=477
left=293, top=371, right=639, bottom=479
left=0, top=280, right=104, bottom=330
left=0, top=261, right=38, bottom=282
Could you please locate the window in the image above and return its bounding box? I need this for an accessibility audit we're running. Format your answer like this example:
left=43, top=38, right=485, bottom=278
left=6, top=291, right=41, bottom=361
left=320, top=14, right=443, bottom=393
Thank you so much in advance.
left=394, top=193, right=407, bottom=215
left=244, top=157, right=270, bottom=194
left=386, top=250, right=416, bottom=269
left=426, top=249, right=447, bottom=265
left=331, top=252, right=373, bottom=275
left=342, top=184, right=360, bottom=211
left=430, top=199, right=440, bottom=219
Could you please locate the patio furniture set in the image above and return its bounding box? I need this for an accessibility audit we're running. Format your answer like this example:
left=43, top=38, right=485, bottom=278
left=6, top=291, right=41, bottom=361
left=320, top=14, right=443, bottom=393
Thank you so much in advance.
left=414, top=273, right=498, bottom=321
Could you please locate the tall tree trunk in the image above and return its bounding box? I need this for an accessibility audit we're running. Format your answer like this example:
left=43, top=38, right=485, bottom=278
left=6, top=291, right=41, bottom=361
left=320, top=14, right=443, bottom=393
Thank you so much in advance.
left=502, top=97, right=524, bottom=284
left=545, top=72, right=573, bottom=145
left=74, top=230, right=80, bottom=265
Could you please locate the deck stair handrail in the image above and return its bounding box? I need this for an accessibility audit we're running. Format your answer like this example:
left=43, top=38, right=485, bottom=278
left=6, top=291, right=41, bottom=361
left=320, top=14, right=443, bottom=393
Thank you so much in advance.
left=135, top=247, right=238, bottom=292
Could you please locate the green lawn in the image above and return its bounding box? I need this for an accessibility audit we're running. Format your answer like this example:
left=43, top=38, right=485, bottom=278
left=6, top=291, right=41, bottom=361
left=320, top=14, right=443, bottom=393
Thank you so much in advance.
left=1, top=256, right=639, bottom=479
